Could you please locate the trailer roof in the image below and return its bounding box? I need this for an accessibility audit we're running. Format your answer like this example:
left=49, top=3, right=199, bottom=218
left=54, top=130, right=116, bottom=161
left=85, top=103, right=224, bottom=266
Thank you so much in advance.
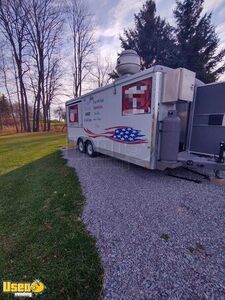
left=65, top=65, right=172, bottom=106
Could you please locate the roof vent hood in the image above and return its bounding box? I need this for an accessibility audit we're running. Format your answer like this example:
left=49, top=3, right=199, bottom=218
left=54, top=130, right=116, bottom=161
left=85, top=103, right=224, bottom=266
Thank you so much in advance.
left=116, top=50, right=141, bottom=77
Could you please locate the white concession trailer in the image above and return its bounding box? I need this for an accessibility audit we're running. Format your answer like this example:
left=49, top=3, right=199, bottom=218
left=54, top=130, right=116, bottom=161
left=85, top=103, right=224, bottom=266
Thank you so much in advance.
left=66, top=50, right=225, bottom=176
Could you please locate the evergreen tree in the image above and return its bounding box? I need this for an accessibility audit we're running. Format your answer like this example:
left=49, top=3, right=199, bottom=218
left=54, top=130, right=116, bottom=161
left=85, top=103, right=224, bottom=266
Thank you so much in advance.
left=0, top=94, right=10, bottom=116
left=120, top=0, right=177, bottom=68
left=0, top=94, right=10, bottom=129
left=174, top=0, right=225, bottom=83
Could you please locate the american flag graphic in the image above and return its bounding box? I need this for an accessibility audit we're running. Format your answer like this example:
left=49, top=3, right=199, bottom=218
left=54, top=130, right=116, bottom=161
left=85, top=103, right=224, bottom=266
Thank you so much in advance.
left=84, top=126, right=147, bottom=144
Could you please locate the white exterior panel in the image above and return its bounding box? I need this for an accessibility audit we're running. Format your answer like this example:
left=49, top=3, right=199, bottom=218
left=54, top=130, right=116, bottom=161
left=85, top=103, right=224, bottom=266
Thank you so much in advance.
left=66, top=69, right=162, bottom=169
left=66, top=66, right=193, bottom=170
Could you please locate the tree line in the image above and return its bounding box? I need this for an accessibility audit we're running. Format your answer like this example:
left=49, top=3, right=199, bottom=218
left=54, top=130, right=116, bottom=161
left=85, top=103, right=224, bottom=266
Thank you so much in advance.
left=0, top=0, right=224, bottom=133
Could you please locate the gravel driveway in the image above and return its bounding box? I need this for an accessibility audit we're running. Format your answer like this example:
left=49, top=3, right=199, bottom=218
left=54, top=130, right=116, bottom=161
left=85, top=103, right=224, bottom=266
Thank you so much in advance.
left=63, top=149, right=225, bottom=300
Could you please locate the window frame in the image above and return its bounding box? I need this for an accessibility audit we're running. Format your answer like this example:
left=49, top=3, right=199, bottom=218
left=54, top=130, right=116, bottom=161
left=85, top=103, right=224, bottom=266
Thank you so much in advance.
left=69, top=104, right=79, bottom=124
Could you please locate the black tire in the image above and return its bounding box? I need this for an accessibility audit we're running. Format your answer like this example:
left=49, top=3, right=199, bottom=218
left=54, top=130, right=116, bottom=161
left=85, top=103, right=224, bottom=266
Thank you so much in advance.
left=77, top=139, right=86, bottom=153
left=86, top=141, right=97, bottom=157
left=215, top=169, right=225, bottom=179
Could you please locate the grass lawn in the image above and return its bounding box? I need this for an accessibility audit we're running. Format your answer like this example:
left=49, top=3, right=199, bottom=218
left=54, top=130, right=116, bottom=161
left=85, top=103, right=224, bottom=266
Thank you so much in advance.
left=0, top=133, right=103, bottom=299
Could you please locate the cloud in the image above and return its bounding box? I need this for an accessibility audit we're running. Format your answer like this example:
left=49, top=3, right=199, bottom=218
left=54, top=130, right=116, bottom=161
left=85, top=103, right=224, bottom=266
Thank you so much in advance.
left=203, top=0, right=225, bottom=13
left=218, top=5, right=225, bottom=18
left=217, top=23, right=225, bottom=41
left=93, top=0, right=148, bottom=68
left=95, top=0, right=145, bottom=39
left=156, top=0, right=175, bottom=23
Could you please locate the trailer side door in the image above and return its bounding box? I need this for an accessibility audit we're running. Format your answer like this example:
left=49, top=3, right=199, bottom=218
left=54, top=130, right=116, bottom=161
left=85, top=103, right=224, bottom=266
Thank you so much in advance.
left=190, top=82, right=225, bottom=156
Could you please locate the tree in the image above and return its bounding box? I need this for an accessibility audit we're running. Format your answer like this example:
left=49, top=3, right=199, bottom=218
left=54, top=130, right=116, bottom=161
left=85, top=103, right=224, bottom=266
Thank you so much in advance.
left=54, top=106, right=66, bottom=122
left=174, top=0, right=225, bottom=83
left=120, top=0, right=176, bottom=69
left=0, top=0, right=31, bottom=132
left=0, top=47, right=19, bottom=132
left=0, top=0, right=64, bottom=133
left=89, top=56, right=114, bottom=88
left=24, top=0, right=63, bottom=131
left=0, top=94, right=10, bottom=129
left=65, top=0, right=95, bottom=98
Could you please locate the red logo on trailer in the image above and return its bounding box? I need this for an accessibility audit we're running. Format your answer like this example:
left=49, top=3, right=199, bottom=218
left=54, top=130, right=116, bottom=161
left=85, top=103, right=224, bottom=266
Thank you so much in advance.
left=69, top=104, right=79, bottom=123
left=122, top=78, right=152, bottom=115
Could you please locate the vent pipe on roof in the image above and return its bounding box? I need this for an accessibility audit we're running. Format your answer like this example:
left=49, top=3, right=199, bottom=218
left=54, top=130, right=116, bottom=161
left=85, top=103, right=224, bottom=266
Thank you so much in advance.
left=116, top=50, right=141, bottom=77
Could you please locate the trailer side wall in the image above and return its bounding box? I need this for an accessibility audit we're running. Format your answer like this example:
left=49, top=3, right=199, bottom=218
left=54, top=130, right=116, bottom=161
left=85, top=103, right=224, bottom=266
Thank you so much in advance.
left=67, top=70, right=162, bottom=169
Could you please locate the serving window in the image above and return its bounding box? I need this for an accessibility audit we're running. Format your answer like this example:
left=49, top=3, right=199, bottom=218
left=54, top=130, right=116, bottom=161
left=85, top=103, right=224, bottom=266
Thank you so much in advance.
left=122, top=78, right=152, bottom=115
left=69, top=104, right=79, bottom=123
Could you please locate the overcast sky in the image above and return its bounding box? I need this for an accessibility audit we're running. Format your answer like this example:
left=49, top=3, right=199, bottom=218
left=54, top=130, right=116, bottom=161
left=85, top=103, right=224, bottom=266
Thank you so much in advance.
left=89, top=0, right=225, bottom=73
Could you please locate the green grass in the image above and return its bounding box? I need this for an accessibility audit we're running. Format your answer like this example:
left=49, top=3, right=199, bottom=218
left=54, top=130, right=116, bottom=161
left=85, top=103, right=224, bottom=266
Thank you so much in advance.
left=0, top=133, right=103, bottom=299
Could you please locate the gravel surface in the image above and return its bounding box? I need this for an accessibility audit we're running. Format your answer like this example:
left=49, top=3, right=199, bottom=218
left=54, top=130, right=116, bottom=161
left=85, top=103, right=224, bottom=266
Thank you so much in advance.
left=63, top=149, right=225, bottom=300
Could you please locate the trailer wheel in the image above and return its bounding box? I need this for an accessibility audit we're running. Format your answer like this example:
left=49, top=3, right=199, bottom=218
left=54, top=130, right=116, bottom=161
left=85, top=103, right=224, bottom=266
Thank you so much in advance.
left=86, top=141, right=97, bottom=157
left=77, top=139, right=86, bottom=153
left=215, top=169, right=225, bottom=179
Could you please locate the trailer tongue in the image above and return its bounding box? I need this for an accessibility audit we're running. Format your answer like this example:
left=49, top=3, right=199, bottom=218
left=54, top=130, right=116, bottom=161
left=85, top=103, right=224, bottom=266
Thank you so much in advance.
left=178, top=150, right=225, bottom=168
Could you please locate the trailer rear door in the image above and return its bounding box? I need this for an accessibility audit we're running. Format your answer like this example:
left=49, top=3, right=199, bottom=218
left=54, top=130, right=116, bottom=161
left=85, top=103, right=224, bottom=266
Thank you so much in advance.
left=190, top=82, right=225, bottom=155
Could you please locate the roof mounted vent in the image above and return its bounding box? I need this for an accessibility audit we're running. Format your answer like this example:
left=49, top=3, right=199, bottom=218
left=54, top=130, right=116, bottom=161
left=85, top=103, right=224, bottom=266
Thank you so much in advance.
left=116, top=50, right=141, bottom=77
